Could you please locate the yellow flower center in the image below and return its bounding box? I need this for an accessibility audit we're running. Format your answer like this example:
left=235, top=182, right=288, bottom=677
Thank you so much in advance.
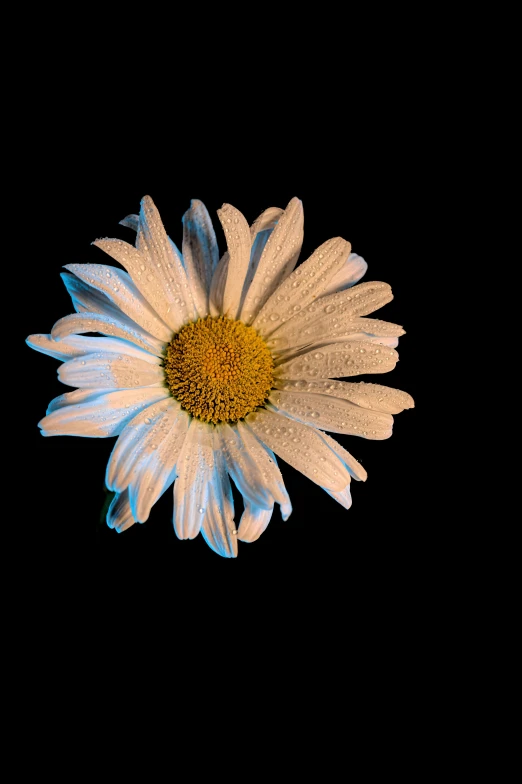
left=165, top=316, right=275, bottom=424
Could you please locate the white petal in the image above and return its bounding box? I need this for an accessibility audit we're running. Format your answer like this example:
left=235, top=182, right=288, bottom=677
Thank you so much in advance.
left=26, top=333, right=82, bottom=361
left=218, top=203, right=252, bottom=319
left=58, top=352, right=164, bottom=388
left=210, top=206, right=283, bottom=318
left=249, top=206, right=284, bottom=235
left=64, top=263, right=173, bottom=342
left=268, top=281, right=394, bottom=350
left=208, top=253, right=229, bottom=316
left=107, top=489, right=136, bottom=532
left=93, top=236, right=188, bottom=333
left=27, top=333, right=164, bottom=364
left=121, top=207, right=184, bottom=267
left=136, top=195, right=197, bottom=325
left=276, top=379, right=413, bottom=416
left=321, top=253, right=368, bottom=296
left=127, top=407, right=190, bottom=522
left=219, top=423, right=273, bottom=509
left=238, top=501, right=274, bottom=543
left=324, top=484, right=353, bottom=510
left=272, top=334, right=399, bottom=359
left=245, top=409, right=350, bottom=492
left=92, top=239, right=180, bottom=331
left=316, top=431, right=368, bottom=482
left=253, top=237, right=352, bottom=338
left=240, top=198, right=304, bottom=323
left=51, top=312, right=165, bottom=357
left=236, top=420, right=291, bottom=515
left=173, top=419, right=214, bottom=540
left=268, top=314, right=404, bottom=355
left=236, top=207, right=283, bottom=317
left=106, top=398, right=179, bottom=491
left=119, top=214, right=139, bottom=232
left=342, top=317, right=404, bottom=337
left=181, top=199, right=219, bottom=318
left=46, top=388, right=113, bottom=414
left=201, top=432, right=237, bottom=558
left=276, top=341, right=398, bottom=379
left=61, top=271, right=129, bottom=318
left=268, top=390, right=393, bottom=439
left=39, top=388, right=169, bottom=437
left=338, top=335, right=399, bottom=349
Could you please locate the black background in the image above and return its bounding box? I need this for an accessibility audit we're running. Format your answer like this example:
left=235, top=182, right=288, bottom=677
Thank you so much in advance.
left=22, top=121, right=428, bottom=585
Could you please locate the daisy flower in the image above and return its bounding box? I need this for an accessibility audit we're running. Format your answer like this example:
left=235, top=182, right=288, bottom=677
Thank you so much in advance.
left=26, top=196, right=413, bottom=558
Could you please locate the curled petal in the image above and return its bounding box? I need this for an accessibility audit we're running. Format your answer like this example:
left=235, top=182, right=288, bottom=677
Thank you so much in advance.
left=320, top=253, right=368, bottom=296
left=324, top=483, right=353, bottom=510
left=218, top=203, right=252, bottom=319
left=107, top=489, right=136, bottom=532
left=182, top=199, right=219, bottom=317
left=238, top=501, right=274, bottom=543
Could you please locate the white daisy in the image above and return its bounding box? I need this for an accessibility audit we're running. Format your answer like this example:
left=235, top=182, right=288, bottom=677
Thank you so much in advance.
left=26, top=196, right=413, bottom=558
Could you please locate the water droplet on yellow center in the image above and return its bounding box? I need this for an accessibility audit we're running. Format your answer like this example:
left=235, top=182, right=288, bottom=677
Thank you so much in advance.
left=165, top=316, right=274, bottom=424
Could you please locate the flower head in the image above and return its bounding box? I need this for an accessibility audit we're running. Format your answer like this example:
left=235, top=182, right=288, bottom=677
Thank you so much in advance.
left=26, top=196, right=413, bottom=558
